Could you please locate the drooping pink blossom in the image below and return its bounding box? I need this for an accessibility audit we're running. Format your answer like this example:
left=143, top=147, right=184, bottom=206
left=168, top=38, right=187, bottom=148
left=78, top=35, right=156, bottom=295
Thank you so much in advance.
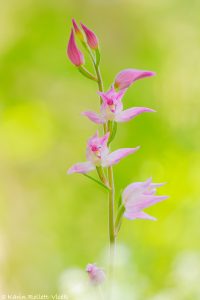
left=114, top=69, right=155, bottom=90
left=80, top=22, right=99, bottom=49
left=83, top=86, right=155, bottom=124
left=122, top=178, right=168, bottom=221
left=67, top=29, right=84, bottom=66
left=86, top=263, right=105, bottom=285
left=67, top=131, right=139, bottom=174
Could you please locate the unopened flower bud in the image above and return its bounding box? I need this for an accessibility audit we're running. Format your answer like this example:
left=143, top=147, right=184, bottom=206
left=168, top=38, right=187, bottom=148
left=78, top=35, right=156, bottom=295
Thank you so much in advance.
left=67, top=29, right=84, bottom=66
left=81, top=22, right=99, bottom=50
left=114, top=69, right=155, bottom=90
left=72, top=18, right=85, bottom=42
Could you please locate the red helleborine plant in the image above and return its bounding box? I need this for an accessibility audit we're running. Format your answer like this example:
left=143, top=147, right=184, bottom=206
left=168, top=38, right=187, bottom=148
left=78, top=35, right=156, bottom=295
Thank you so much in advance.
left=66, top=19, right=168, bottom=288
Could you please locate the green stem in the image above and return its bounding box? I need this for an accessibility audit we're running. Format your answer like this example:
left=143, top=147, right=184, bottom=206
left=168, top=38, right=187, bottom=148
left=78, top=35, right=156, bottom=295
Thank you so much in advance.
left=89, top=49, right=116, bottom=282
left=107, top=164, right=116, bottom=298
left=108, top=166, right=115, bottom=248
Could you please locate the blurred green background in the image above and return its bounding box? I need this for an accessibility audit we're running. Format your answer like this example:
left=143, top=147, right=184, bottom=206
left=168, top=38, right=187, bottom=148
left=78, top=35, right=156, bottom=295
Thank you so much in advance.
left=0, top=0, right=200, bottom=298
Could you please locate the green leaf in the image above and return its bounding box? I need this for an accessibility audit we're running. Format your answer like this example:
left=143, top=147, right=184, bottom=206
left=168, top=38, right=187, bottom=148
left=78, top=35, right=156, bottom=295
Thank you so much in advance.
left=117, top=193, right=122, bottom=208
left=82, top=173, right=110, bottom=191
left=78, top=66, right=97, bottom=81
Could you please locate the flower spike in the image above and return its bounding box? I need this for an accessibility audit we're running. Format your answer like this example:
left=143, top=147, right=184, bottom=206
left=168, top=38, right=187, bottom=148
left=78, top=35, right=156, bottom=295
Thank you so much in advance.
left=114, top=69, right=156, bottom=90
left=67, top=29, right=84, bottom=66
left=81, top=22, right=99, bottom=50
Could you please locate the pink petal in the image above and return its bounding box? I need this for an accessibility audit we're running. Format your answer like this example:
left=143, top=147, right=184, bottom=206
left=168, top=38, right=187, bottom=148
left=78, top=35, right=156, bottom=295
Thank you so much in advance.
left=151, top=182, right=166, bottom=188
left=67, top=161, right=95, bottom=174
left=99, top=132, right=110, bottom=146
left=122, top=178, right=152, bottom=201
left=114, top=69, right=156, bottom=90
left=102, top=147, right=140, bottom=167
left=98, top=86, right=126, bottom=104
left=126, top=195, right=168, bottom=211
left=124, top=211, right=157, bottom=221
left=115, top=107, right=155, bottom=122
left=97, top=91, right=110, bottom=104
left=82, top=111, right=105, bottom=124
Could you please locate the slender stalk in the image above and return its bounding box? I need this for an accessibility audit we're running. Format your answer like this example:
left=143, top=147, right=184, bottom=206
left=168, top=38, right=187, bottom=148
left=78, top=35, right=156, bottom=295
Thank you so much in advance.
left=92, top=60, right=116, bottom=250
left=108, top=166, right=115, bottom=275
left=108, top=167, right=115, bottom=244
left=90, top=50, right=116, bottom=285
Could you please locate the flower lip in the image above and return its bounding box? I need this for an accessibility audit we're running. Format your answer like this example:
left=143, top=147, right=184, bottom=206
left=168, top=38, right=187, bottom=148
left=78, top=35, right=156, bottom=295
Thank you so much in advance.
left=90, top=143, right=102, bottom=159
left=91, top=145, right=99, bottom=152
left=109, top=105, right=116, bottom=113
left=107, top=99, right=114, bottom=105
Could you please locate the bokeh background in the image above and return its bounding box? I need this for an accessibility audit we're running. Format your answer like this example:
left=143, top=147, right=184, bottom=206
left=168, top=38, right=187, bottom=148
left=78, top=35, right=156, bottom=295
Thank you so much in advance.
left=0, top=0, right=200, bottom=299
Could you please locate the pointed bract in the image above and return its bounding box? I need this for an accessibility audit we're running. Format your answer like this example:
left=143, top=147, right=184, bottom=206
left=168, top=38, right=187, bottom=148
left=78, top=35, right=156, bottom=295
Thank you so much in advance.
left=81, top=22, right=99, bottom=49
left=114, top=69, right=155, bottom=90
left=122, top=178, right=168, bottom=221
left=67, top=29, right=84, bottom=66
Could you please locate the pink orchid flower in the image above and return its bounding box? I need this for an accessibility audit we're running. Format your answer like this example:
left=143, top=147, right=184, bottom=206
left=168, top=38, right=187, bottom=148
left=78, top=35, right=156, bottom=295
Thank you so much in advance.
left=114, top=69, right=155, bottom=90
left=122, top=178, right=168, bottom=221
left=86, top=263, right=105, bottom=285
left=83, top=86, right=155, bottom=124
left=67, top=29, right=84, bottom=66
left=67, top=131, right=139, bottom=174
